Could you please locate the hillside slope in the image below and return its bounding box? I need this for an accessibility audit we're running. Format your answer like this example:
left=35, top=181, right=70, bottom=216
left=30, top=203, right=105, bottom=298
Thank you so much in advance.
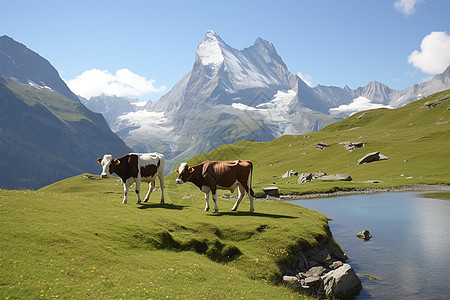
left=0, top=74, right=130, bottom=189
left=0, top=36, right=131, bottom=190
left=168, top=89, right=450, bottom=195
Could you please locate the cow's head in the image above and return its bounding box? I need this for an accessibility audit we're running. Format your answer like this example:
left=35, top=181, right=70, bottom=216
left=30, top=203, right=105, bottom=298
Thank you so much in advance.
left=175, top=162, right=194, bottom=184
left=97, top=154, right=120, bottom=178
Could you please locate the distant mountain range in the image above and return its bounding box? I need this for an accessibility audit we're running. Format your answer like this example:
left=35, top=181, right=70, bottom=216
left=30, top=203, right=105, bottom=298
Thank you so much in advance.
left=0, top=35, right=130, bottom=189
left=81, top=31, right=450, bottom=172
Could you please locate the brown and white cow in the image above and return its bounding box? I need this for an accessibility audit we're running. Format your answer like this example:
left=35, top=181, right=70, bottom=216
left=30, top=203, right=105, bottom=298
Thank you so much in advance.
left=175, top=160, right=254, bottom=213
left=97, top=153, right=165, bottom=204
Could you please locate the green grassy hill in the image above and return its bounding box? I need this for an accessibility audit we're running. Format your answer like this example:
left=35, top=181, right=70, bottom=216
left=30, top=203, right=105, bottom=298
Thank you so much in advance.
left=2, top=173, right=330, bottom=299
left=173, top=89, right=450, bottom=196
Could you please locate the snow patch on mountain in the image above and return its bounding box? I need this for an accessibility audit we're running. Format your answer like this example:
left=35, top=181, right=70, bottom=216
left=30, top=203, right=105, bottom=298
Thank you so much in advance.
left=27, top=79, right=52, bottom=90
left=330, top=96, right=394, bottom=115
left=116, top=110, right=172, bottom=138
left=230, top=89, right=297, bottom=134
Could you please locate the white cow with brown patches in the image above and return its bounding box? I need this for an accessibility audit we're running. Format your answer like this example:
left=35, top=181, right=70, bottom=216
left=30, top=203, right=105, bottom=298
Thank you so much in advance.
left=97, top=153, right=165, bottom=204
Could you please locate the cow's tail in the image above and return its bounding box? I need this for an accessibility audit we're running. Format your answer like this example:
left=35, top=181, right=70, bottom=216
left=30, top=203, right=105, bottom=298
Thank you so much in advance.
left=248, top=161, right=254, bottom=197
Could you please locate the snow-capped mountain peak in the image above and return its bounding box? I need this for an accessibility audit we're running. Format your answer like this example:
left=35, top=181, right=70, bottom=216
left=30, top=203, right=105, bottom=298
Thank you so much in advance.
left=193, top=31, right=296, bottom=99
left=196, top=30, right=225, bottom=68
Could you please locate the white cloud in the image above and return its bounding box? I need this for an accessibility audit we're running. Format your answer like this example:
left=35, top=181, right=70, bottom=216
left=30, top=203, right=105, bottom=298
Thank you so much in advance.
left=330, top=96, right=393, bottom=115
left=394, top=0, right=422, bottom=16
left=66, top=68, right=166, bottom=99
left=408, top=31, right=450, bottom=74
left=297, top=72, right=312, bottom=87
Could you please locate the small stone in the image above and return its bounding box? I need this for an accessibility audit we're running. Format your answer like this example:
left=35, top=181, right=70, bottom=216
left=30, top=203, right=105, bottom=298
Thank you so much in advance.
left=283, top=275, right=299, bottom=285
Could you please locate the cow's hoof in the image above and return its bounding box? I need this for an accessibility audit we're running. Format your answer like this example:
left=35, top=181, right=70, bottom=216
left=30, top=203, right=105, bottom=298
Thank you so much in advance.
left=160, top=201, right=165, bottom=204
left=231, top=208, right=237, bottom=211
left=143, top=199, right=149, bottom=203
left=204, top=208, right=210, bottom=212
left=213, top=209, right=219, bottom=213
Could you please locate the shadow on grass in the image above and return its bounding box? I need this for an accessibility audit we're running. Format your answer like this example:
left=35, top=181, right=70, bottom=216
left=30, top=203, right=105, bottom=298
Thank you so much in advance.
left=137, top=203, right=186, bottom=210
left=207, top=211, right=297, bottom=219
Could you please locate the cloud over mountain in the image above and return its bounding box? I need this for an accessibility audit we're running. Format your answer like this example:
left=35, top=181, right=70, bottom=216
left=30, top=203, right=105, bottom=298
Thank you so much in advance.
left=408, top=31, right=450, bottom=74
left=66, top=68, right=166, bottom=99
left=394, top=0, right=422, bottom=16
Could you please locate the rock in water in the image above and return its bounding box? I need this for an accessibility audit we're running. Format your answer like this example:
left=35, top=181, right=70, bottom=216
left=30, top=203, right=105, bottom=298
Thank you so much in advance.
left=357, top=229, right=372, bottom=240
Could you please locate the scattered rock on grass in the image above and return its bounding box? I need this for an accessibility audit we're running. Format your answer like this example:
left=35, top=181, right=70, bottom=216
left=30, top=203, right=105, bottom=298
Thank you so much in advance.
left=280, top=170, right=298, bottom=178
left=315, top=142, right=329, bottom=150
left=261, top=187, right=280, bottom=198
left=357, top=152, right=388, bottom=164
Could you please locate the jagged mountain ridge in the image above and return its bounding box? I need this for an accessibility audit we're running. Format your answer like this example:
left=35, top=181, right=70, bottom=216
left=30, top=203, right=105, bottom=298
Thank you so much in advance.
left=315, top=65, right=450, bottom=111
left=0, top=36, right=131, bottom=189
left=81, top=31, right=450, bottom=173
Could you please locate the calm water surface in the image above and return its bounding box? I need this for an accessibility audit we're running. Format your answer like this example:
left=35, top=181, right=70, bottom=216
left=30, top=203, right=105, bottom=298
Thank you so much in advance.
left=290, top=192, right=450, bottom=300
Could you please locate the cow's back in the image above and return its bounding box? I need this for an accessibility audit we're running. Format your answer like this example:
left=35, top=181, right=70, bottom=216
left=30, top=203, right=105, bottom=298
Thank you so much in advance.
left=135, top=153, right=164, bottom=180
left=205, top=160, right=252, bottom=187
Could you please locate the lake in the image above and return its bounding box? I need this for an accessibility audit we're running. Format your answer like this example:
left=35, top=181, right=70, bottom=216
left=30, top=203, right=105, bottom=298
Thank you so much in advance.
left=290, top=192, right=450, bottom=299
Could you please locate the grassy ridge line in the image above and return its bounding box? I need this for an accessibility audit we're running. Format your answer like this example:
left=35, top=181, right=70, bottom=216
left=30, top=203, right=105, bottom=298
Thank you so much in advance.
left=2, top=174, right=329, bottom=299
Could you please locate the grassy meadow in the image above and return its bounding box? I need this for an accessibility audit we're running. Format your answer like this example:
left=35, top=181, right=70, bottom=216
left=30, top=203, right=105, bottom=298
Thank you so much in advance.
left=1, top=90, right=449, bottom=299
left=1, top=173, right=329, bottom=299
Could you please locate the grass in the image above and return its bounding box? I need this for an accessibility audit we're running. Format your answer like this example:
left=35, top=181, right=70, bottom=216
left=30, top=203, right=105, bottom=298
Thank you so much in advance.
left=1, top=174, right=328, bottom=299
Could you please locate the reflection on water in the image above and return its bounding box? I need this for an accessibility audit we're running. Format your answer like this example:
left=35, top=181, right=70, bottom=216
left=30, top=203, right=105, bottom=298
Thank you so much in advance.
left=290, top=192, right=450, bottom=299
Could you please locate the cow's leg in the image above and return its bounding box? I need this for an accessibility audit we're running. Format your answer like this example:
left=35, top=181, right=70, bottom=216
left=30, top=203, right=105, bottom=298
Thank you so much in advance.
left=159, top=174, right=165, bottom=204
left=122, top=183, right=129, bottom=204
left=231, top=184, right=245, bottom=211
left=135, top=180, right=142, bottom=204
left=204, top=192, right=210, bottom=211
left=241, top=181, right=255, bottom=213
left=143, top=180, right=154, bottom=203
left=211, top=186, right=219, bottom=213
left=248, top=191, right=254, bottom=213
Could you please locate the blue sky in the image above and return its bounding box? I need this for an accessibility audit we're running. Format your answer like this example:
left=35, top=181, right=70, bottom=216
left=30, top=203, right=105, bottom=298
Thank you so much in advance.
left=1, top=0, right=449, bottom=101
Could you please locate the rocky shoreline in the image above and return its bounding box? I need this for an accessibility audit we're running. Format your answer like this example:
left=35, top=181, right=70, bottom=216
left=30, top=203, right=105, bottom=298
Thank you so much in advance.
left=279, top=184, right=450, bottom=200
left=281, top=240, right=362, bottom=299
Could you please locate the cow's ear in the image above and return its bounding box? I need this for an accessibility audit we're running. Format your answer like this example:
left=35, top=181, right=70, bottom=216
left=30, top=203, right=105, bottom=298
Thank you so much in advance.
left=97, top=158, right=102, bottom=164
left=114, top=159, right=121, bottom=166
left=176, top=169, right=179, bottom=174
left=189, top=167, right=195, bottom=173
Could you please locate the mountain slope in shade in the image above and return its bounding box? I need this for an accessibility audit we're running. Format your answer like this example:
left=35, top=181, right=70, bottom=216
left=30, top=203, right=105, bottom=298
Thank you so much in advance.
left=0, top=36, right=130, bottom=189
